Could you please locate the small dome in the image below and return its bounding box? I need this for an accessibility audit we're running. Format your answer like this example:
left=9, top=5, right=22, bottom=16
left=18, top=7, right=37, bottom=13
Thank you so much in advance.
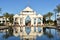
left=38, top=14, right=43, bottom=17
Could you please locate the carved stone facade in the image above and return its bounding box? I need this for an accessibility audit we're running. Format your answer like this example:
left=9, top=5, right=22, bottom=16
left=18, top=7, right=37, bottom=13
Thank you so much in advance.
left=13, top=6, right=43, bottom=26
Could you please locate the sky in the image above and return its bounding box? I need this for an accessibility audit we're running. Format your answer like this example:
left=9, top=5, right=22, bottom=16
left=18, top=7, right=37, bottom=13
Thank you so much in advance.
left=0, top=0, right=60, bottom=20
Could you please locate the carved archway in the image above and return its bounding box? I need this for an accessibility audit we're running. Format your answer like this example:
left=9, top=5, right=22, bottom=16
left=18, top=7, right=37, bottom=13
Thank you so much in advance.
left=25, top=15, right=31, bottom=26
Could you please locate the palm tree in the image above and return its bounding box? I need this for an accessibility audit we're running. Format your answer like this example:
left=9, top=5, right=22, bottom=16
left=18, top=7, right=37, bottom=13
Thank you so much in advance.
left=47, top=12, right=53, bottom=25
left=9, top=14, right=14, bottom=24
left=54, top=4, right=60, bottom=26
left=3, top=12, right=10, bottom=18
left=54, top=4, right=60, bottom=13
left=43, top=14, right=47, bottom=24
left=3, top=12, right=10, bottom=25
left=54, top=4, right=60, bottom=19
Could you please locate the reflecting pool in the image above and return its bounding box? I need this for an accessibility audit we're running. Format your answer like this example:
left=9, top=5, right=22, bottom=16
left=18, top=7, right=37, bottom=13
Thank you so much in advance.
left=0, top=28, right=60, bottom=40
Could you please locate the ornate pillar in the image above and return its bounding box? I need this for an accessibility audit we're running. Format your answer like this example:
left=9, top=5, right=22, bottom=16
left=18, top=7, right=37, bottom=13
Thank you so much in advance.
left=31, top=18, right=34, bottom=26
left=23, top=18, right=25, bottom=26
left=33, top=18, right=34, bottom=26
left=20, top=18, right=23, bottom=26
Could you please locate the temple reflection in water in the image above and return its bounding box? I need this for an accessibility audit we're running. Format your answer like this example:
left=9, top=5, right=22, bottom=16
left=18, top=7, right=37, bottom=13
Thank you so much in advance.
left=13, top=6, right=43, bottom=40
left=13, top=26, right=43, bottom=40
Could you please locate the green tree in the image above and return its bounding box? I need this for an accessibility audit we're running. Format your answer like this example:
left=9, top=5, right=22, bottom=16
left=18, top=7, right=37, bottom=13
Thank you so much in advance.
left=3, top=12, right=10, bottom=18
left=46, top=20, right=54, bottom=24
left=3, top=13, right=14, bottom=24
left=54, top=4, right=60, bottom=20
left=3, top=13, right=10, bottom=25
left=47, top=12, right=53, bottom=20
left=47, top=12, right=53, bottom=25
left=9, top=14, right=14, bottom=24
left=43, top=15, right=47, bottom=24
left=54, top=4, right=60, bottom=13
left=54, top=4, right=60, bottom=26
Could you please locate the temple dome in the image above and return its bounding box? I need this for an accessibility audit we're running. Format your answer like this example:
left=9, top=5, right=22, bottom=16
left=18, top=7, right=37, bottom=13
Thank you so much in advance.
left=37, top=14, right=43, bottom=17
left=22, top=6, right=34, bottom=11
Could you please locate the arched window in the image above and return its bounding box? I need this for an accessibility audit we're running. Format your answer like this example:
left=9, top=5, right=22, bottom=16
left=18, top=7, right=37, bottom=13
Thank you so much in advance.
left=25, top=15, right=31, bottom=26
left=37, top=18, right=41, bottom=24
left=15, top=18, right=18, bottom=21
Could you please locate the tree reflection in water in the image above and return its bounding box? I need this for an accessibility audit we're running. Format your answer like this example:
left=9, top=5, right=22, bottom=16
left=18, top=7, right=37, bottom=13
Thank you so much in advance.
left=43, top=29, right=54, bottom=40
left=3, top=26, right=13, bottom=39
left=57, top=30, right=60, bottom=37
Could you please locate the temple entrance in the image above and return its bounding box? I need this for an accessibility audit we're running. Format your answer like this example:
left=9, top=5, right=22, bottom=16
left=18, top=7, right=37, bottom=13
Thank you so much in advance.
left=25, top=16, right=31, bottom=26
left=14, top=6, right=43, bottom=26
left=25, top=16, right=31, bottom=35
left=13, top=6, right=43, bottom=39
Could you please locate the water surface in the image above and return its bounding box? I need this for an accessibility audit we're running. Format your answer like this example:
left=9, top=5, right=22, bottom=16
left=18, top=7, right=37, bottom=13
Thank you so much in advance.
left=0, top=28, right=60, bottom=40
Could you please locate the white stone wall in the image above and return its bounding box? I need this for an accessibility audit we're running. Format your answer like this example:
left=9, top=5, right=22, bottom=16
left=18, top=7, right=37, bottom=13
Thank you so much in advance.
left=13, top=6, right=43, bottom=26
left=0, top=17, right=8, bottom=24
left=57, top=13, right=60, bottom=26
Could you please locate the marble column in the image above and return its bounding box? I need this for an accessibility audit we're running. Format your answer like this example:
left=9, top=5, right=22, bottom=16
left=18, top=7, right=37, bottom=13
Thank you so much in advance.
left=31, top=18, right=34, bottom=26
left=23, top=18, right=25, bottom=26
